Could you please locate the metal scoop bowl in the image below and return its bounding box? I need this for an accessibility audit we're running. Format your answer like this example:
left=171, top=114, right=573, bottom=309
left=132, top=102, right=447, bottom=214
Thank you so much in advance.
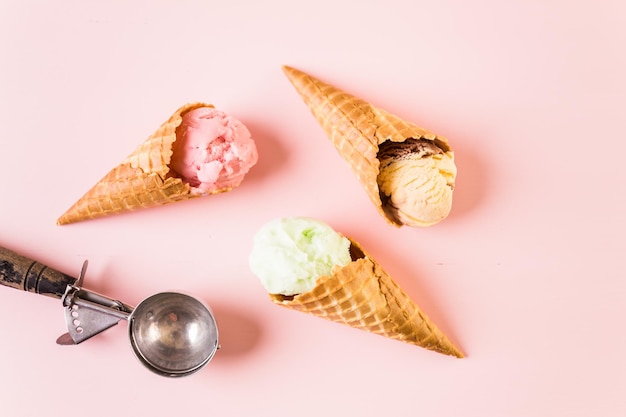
left=0, top=245, right=219, bottom=377
left=129, top=292, right=218, bottom=377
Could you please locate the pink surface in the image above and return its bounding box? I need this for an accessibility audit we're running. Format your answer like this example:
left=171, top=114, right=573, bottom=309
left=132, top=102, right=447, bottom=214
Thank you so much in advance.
left=0, top=1, right=624, bottom=416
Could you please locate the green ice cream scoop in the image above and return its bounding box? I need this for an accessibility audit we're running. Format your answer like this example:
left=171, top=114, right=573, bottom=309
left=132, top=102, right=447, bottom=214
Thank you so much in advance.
left=249, top=217, right=351, bottom=295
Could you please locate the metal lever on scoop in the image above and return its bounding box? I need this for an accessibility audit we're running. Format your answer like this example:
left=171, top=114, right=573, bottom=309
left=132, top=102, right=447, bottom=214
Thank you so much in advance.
left=57, top=260, right=134, bottom=345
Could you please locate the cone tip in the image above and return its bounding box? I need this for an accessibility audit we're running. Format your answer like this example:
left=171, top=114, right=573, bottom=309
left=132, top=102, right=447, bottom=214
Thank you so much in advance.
left=443, top=340, right=465, bottom=358
left=281, top=65, right=301, bottom=82
left=56, top=217, right=74, bottom=226
left=433, top=334, right=465, bottom=358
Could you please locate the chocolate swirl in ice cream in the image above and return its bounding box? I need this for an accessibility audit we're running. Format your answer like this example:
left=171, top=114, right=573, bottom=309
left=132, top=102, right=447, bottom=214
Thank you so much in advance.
left=376, top=138, right=456, bottom=227
left=377, top=138, right=446, bottom=161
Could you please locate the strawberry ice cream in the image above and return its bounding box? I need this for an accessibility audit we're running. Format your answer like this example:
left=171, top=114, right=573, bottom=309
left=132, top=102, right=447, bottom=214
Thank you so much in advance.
left=170, top=107, right=258, bottom=193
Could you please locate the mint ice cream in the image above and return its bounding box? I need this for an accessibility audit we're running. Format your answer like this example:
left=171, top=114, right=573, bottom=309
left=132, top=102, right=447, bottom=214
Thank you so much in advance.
left=249, top=217, right=351, bottom=296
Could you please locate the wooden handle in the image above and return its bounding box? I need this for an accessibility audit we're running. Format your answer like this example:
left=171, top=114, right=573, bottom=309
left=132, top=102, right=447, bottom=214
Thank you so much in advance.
left=0, top=246, right=77, bottom=298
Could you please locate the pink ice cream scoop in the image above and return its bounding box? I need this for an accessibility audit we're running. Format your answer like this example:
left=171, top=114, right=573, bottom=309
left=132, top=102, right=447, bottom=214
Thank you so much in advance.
left=170, top=107, right=258, bottom=193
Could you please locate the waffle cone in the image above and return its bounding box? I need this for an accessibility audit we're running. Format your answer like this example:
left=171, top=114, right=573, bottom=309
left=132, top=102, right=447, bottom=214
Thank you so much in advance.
left=270, top=237, right=464, bottom=358
left=57, top=102, right=230, bottom=225
left=282, top=66, right=453, bottom=227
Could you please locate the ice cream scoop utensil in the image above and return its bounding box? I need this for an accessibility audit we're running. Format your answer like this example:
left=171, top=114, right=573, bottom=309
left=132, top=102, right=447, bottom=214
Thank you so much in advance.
left=0, top=245, right=219, bottom=377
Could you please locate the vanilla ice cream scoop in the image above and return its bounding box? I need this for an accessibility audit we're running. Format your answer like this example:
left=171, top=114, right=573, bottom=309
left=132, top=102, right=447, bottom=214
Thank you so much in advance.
left=170, top=107, right=258, bottom=193
left=377, top=139, right=456, bottom=227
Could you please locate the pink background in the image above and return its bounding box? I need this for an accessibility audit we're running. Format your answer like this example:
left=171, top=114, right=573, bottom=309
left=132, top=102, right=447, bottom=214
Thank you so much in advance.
left=1, top=1, right=624, bottom=416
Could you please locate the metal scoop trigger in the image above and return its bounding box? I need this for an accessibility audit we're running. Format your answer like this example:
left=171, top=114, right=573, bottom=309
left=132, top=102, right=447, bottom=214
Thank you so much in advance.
left=56, top=260, right=133, bottom=345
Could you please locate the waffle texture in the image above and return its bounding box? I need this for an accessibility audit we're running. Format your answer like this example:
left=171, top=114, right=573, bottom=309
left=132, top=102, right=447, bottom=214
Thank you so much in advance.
left=270, top=237, right=464, bottom=358
left=57, top=102, right=229, bottom=225
left=282, top=66, right=454, bottom=227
